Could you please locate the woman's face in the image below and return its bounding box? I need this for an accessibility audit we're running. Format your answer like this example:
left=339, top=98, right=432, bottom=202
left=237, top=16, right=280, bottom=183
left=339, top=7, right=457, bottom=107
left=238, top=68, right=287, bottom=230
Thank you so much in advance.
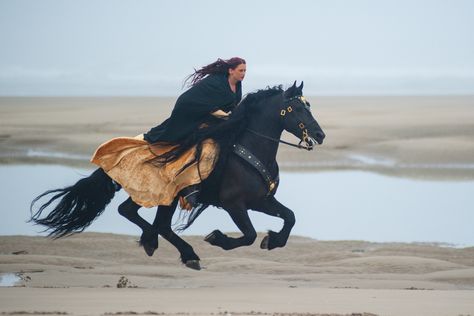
left=228, top=63, right=246, bottom=82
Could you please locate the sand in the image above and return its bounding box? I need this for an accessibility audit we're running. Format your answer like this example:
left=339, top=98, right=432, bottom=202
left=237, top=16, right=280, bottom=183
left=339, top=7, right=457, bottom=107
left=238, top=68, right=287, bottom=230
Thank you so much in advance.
left=1, top=96, right=474, bottom=179
left=1, top=96, right=474, bottom=315
left=1, top=233, right=474, bottom=315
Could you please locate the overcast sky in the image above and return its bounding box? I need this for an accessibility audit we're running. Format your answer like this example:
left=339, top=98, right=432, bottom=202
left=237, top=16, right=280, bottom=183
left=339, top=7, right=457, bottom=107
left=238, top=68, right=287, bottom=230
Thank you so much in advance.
left=1, top=0, right=473, bottom=96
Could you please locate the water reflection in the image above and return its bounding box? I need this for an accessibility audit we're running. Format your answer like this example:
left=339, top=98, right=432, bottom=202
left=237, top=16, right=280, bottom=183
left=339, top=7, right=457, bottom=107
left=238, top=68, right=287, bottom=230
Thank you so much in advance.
left=0, top=165, right=473, bottom=246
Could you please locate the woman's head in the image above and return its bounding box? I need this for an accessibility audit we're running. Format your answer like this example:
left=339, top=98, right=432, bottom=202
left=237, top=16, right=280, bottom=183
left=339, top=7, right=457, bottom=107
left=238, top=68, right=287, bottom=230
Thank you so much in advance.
left=228, top=59, right=246, bottom=83
left=185, top=57, right=246, bottom=86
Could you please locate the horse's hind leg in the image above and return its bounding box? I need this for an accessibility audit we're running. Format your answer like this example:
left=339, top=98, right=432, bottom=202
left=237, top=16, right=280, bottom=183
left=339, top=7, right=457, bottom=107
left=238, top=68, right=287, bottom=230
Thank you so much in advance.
left=152, top=199, right=201, bottom=270
left=118, top=197, right=158, bottom=256
left=205, top=207, right=257, bottom=250
left=253, top=196, right=295, bottom=250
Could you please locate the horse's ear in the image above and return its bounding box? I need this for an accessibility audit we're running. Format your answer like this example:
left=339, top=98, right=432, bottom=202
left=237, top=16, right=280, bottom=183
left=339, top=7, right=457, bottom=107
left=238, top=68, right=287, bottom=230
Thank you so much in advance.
left=284, top=80, right=297, bottom=98
left=298, top=81, right=304, bottom=91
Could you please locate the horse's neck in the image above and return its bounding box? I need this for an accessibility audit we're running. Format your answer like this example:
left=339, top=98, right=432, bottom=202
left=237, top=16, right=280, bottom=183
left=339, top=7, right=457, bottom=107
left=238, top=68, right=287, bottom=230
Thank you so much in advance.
left=239, top=113, right=283, bottom=167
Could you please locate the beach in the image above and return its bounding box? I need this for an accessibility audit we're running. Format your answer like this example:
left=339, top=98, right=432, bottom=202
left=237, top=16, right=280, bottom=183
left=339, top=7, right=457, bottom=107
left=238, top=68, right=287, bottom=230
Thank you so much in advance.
left=1, top=233, right=474, bottom=315
left=1, top=96, right=474, bottom=315
left=1, top=96, right=474, bottom=179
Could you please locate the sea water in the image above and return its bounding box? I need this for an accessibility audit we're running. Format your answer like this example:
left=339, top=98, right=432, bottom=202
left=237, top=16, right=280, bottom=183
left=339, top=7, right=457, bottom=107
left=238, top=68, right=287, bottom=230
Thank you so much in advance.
left=0, top=165, right=473, bottom=247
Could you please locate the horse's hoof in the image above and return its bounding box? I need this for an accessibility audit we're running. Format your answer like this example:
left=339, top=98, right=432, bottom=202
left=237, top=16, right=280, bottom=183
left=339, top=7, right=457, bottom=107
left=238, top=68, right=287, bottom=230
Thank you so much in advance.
left=204, top=230, right=219, bottom=244
left=143, top=243, right=157, bottom=257
left=260, top=235, right=269, bottom=249
left=140, top=231, right=158, bottom=257
left=185, top=260, right=201, bottom=270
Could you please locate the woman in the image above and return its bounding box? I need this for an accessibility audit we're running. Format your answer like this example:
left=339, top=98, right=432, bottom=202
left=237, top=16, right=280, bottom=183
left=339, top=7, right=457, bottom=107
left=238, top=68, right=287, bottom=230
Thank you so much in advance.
left=145, top=57, right=246, bottom=209
left=144, top=57, right=246, bottom=144
left=91, top=57, right=246, bottom=211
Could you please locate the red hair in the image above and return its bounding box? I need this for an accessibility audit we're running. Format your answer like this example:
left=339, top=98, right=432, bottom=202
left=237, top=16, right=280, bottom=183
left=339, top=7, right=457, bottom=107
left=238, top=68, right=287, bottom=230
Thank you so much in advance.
left=184, top=57, right=246, bottom=87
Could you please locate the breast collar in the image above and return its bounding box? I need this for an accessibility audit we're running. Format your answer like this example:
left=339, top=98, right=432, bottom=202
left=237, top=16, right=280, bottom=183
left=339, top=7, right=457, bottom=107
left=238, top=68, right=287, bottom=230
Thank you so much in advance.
left=232, top=144, right=279, bottom=196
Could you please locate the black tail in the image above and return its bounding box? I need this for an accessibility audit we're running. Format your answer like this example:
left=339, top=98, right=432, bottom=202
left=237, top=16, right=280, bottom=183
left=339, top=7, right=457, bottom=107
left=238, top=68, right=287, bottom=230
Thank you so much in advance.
left=30, top=168, right=120, bottom=238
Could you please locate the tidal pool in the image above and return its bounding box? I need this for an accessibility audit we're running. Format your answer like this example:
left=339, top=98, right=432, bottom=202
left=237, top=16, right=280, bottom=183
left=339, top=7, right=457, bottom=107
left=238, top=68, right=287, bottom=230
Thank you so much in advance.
left=0, top=165, right=473, bottom=246
left=0, top=273, right=21, bottom=287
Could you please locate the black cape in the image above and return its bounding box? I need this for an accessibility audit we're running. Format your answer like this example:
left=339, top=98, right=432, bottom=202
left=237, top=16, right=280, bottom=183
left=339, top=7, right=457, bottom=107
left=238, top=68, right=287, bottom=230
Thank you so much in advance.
left=144, top=74, right=242, bottom=144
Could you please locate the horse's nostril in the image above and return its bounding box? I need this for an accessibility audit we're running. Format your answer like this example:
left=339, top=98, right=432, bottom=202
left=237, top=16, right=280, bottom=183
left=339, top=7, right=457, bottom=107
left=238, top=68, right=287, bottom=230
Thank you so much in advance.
left=317, top=131, right=325, bottom=140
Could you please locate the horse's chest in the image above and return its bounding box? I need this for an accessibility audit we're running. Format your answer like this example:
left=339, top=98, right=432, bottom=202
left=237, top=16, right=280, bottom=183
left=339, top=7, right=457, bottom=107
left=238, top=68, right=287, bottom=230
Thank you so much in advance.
left=232, top=144, right=279, bottom=197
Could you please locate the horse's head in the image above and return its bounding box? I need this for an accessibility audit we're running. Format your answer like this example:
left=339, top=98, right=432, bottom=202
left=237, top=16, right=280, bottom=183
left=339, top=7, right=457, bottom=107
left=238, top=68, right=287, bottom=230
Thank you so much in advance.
left=281, top=81, right=325, bottom=150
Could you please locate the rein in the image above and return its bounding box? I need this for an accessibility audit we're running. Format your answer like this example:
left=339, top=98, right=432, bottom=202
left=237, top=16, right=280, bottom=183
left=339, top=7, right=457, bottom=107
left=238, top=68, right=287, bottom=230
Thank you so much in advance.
left=246, top=128, right=313, bottom=151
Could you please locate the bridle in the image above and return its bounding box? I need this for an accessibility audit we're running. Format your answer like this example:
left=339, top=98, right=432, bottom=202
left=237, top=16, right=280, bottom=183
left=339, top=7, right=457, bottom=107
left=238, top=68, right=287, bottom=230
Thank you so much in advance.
left=246, top=95, right=315, bottom=151
left=236, top=95, right=314, bottom=195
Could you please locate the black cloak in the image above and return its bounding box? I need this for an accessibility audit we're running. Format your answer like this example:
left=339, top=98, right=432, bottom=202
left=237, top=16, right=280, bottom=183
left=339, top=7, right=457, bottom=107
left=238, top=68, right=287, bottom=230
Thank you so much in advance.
left=144, top=73, right=242, bottom=144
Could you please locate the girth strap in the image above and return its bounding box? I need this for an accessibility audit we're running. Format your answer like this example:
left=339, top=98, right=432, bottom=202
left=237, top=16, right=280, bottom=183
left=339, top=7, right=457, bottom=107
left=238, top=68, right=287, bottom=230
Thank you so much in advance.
left=232, top=144, right=279, bottom=196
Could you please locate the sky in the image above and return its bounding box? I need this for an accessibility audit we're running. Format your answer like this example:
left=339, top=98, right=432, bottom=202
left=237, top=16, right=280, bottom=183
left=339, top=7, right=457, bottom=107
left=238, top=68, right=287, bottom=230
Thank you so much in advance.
left=0, top=0, right=473, bottom=96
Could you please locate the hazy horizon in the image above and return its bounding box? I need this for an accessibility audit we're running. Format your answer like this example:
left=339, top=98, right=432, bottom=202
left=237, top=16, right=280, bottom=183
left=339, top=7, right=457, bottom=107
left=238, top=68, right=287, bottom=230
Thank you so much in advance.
left=1, top=0, right=474, bottom=96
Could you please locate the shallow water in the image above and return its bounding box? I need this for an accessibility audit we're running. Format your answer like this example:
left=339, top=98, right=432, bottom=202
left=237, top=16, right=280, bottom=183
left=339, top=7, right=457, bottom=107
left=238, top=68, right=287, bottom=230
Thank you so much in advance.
left=0, top=273, right=21, bottom=287
left=0, top=165, right=473, bottom=246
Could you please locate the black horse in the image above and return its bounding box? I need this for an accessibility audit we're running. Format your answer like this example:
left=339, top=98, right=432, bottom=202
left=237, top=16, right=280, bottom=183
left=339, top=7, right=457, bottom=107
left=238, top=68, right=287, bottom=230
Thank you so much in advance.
left=30, top=82, right=325, bottom=270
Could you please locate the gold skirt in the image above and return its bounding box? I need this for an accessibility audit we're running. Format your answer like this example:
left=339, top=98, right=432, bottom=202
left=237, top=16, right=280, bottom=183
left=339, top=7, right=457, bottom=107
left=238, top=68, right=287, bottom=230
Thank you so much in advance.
left=90, top=135, right=218, bottom=208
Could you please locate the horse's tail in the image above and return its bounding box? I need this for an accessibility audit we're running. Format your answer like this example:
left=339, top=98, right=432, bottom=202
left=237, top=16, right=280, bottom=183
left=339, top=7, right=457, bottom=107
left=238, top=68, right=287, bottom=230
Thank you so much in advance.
left=30, top=168, right=120, bottom=238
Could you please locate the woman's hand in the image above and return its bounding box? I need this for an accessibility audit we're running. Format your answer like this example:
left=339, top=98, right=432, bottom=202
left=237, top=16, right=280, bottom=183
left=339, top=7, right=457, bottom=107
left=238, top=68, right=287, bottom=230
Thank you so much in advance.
left=211, top=109, right=230, bottom=119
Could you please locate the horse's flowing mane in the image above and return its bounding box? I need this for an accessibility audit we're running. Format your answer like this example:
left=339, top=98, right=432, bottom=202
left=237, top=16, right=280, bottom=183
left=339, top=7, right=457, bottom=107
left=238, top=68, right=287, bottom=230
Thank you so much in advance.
left=231, top=85, right=283, bottom=119
left=211, top=85, right=283, bottom=141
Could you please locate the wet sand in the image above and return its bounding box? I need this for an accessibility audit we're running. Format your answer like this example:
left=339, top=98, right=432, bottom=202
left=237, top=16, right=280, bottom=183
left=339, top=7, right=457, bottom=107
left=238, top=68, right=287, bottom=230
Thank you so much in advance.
left=1, top=96, right=474, bottom=179
left=1, top=233, right=474, bottom=315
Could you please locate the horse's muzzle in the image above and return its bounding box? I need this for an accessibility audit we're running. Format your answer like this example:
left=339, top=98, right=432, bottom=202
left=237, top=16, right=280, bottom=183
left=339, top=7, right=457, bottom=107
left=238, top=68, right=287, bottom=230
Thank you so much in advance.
left=315, top=131, right=325, bottom=145
left=306, top=131, right=325, bottom=147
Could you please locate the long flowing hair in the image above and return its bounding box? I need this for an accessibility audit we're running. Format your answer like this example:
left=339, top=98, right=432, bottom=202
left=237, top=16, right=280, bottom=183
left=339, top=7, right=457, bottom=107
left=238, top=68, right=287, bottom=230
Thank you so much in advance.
left=184, top=57, right=246, bottom=87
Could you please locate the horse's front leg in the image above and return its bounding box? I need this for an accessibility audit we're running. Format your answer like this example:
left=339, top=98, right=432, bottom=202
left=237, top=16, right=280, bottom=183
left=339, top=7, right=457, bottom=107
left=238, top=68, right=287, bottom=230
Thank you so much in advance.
left=205, top=207, right=257, bottom=250
left=118, top=197, right=158, bottom=256
left=150, top=199, right=201, bottom=270
left=253, top=196, right=296, bottom=250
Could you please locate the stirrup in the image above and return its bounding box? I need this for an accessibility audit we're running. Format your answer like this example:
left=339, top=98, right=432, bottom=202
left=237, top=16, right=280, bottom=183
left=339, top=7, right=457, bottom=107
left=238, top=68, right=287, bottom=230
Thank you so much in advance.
left=179, top=189, right=199, bottom=211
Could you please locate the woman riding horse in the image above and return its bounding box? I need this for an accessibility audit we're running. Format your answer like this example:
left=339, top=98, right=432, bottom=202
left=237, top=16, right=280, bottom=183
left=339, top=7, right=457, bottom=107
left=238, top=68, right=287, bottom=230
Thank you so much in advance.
left=30, top=77, right=326, bottom=271
left=143, top=57, right=246, bottom=209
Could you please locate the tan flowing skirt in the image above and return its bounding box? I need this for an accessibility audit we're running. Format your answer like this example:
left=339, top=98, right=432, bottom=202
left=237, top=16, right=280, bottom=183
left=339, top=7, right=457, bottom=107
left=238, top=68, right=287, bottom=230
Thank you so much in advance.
left=90, top=135, right=218, bottom=208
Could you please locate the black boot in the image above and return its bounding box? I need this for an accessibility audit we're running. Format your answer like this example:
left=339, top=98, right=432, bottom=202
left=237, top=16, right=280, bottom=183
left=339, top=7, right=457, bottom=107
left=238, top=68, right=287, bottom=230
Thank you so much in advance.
left=179, top=184, right=200, bottom=210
